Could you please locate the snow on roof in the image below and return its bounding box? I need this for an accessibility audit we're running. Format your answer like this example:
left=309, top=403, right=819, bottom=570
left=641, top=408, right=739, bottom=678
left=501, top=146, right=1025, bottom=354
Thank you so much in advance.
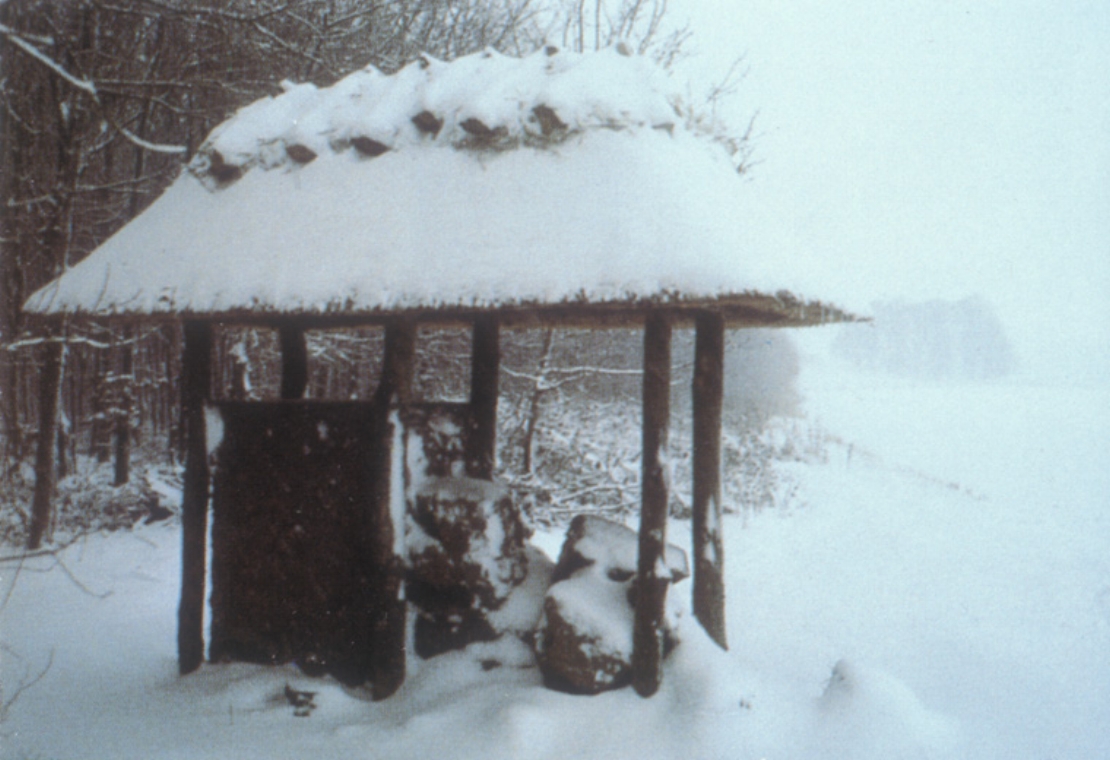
left=24, top=46, right=856, bottom=325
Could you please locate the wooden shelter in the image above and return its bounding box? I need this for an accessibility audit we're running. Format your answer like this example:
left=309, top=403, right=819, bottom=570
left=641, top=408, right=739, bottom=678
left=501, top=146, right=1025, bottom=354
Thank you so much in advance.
left=24, top=47, right=853, bottom=699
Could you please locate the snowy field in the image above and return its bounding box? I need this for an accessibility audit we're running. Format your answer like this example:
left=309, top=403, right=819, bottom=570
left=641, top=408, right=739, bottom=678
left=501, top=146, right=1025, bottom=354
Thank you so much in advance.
left=2, top=332, right=1108, bottom=760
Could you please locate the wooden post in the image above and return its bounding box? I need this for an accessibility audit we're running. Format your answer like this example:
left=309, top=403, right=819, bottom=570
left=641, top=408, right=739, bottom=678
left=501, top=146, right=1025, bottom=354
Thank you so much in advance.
left=278, top=323, right=308, bottom=400
left=178, top=320, right=212, bottom=674
left=28, top=330, right=64, bottom=550
left=468, top=314, right=500, bottom=480
left=632, top=311, right=671, bottom=697
left=368, top=318, right=415, bottom=700
left=692, top=311, right=728, bottom=649
left=373, top=319, right=416, bottom=408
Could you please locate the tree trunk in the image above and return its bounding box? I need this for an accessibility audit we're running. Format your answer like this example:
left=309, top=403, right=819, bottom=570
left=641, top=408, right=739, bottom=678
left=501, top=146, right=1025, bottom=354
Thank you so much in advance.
left=692, top=311, right=727, bottom=649
left=56, top=417, right=69, bottom=480
left=522, top=328, right=555, bottom=474
left=113, top=326, right=133, bottom=486
left=632, top=311, right=671, bottom=697
left=28, top=332, right=65, bottom=550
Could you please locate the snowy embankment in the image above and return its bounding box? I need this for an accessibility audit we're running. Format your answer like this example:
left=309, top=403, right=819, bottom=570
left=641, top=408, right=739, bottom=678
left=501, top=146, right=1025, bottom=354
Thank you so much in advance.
left=3, top=339, right=1108, bottom=759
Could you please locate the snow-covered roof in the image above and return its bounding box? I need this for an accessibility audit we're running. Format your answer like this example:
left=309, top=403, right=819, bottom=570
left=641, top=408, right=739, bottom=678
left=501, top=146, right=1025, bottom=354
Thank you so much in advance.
left=24, top=46, right=854, bottom=326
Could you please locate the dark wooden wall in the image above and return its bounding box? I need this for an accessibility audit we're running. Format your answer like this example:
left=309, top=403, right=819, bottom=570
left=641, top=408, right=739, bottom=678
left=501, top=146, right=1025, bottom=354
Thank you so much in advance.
left=208, top=401, right=379, bottom=685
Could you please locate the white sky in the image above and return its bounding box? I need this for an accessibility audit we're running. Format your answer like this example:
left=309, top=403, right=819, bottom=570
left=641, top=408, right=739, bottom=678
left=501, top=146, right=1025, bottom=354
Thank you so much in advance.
left=673, top=0, right=1110, bottom=381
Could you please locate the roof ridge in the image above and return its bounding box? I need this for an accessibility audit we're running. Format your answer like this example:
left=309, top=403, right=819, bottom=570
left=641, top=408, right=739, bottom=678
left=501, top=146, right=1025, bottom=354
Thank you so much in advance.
left=189, top=46, right=682, bottom=190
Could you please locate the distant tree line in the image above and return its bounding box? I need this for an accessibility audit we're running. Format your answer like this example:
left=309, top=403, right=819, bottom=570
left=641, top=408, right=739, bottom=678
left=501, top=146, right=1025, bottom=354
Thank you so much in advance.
left=832, top=296, right=1017, bottom=380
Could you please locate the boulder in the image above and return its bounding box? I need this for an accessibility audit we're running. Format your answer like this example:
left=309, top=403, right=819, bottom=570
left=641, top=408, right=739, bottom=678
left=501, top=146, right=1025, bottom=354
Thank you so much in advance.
left=536, top=572, right=636, bottom=693
left=406, top=476, right=530, bottom=658
left=552, top=514, right=690, bottom=585
left=535, top=515, right=687, bottom=694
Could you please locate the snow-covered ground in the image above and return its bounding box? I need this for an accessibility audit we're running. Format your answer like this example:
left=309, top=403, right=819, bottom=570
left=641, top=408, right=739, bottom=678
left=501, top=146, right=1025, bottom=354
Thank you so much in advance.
left=3, top=332, right=1108, bottom=759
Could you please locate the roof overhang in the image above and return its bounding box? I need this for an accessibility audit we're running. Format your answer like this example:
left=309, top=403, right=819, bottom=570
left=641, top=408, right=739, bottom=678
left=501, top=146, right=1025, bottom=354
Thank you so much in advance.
left=24, top=48, right=861, bottom=330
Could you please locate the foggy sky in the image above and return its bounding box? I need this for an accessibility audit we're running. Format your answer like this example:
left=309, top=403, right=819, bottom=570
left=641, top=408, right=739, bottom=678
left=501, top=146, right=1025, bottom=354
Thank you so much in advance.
left=675, top=1, right=1110, bottom=382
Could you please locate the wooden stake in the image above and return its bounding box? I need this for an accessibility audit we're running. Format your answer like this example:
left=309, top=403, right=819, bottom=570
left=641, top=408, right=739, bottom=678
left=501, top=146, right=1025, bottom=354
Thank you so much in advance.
left=692, top=311, right=728, bottom=649
left=368, top=318, right=415, bottom=700
left=278, top=323, right=308, bottom=400
left=179, top=320, right=212, bottom=674
left=633, top=311, right=671, bottom=697
left=469, top=315, right=500, bottom=480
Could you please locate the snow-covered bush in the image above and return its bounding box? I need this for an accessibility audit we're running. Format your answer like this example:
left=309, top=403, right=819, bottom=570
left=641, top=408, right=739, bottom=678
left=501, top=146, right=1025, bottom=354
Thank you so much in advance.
left=0, top=451, right=180, bottom=546
left=496, top=327, right=820, bottom=527
left=500, top=394, right=825, bottom=528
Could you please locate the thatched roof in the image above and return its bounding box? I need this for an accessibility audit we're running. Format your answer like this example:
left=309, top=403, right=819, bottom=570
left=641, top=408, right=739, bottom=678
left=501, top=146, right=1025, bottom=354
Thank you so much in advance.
left=24, top=46, right=855, bottom=327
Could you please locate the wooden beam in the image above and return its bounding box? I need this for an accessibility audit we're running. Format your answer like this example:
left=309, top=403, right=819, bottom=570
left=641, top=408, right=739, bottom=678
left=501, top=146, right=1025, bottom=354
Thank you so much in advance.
left=178, top=320, right=212, bottom=674
left=632, top=310, right=671, bottom=697
left=278, top=323, right=308, bottom=400
left=692, top=311, right=728, bottom=649
left=368, top=318, right=415, bottom=700
left=468, top=315, right=500, bottom=479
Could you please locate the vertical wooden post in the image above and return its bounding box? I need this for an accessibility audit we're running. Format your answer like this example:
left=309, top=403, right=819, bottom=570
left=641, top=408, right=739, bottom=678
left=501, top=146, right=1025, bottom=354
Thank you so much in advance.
left=692, top=311, right=728, bottom=649
left=469, top=314, right=500, bottom=480
left=632, top=310, right=671, bottom=697
left=369, top=318, right=415, bottom=700
left=28, top=329, right=64, bottom=550
left=278, top=323, right=308, bottom=400
left=179, top=320, right=212, bottom=674
left=373, top=319, right=416, bottom=408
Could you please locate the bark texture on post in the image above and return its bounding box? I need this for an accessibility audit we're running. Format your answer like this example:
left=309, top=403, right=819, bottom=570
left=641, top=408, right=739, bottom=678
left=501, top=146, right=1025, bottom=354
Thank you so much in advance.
left=468, top=315, right=500, bottom=480
left=632, top=311, right=671, bottom=697
left=368, top=318, right=415, bottom=700
left=692, top=311, right=728, bottom=650
left=278, top=323, right=308, bottom=400
left=28, top=334, right=64, bottom=550
left=178, top=320, right=212, bottom=675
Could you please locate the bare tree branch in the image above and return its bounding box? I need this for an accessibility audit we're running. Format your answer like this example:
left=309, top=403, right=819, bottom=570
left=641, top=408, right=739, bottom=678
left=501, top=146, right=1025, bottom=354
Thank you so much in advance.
left=0, top=21, right=187, bottom=154
left=0, top=646, right=54, bottom=722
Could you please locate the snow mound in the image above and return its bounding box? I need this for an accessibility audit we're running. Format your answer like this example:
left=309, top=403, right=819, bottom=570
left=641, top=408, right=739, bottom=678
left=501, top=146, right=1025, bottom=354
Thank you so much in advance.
left=812, top=659, right=961, bottom=759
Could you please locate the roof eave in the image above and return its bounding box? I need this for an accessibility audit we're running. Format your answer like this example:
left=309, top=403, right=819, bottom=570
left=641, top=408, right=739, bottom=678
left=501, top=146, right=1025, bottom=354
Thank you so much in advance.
left=22, top=291, right=860, bottom=330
